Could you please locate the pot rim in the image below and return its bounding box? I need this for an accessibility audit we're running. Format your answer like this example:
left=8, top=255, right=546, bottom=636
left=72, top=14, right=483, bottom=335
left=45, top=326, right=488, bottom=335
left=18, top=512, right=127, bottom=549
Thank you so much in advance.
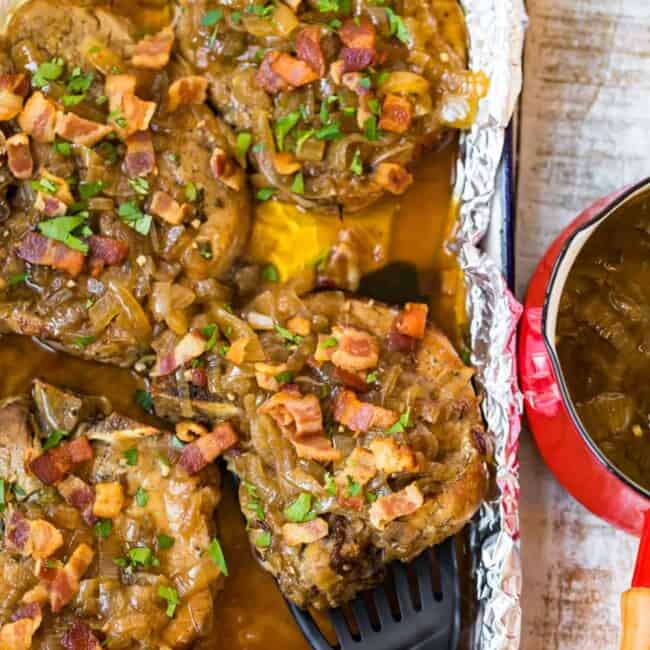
left=541, top=176, right=650, bottom=502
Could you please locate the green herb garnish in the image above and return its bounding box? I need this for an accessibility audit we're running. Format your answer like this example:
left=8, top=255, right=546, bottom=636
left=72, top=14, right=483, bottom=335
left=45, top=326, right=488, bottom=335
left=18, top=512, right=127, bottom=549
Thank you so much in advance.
left=158, top=585, right=180, bottom=617
left=315, top=122, right=342, bottom=141
left=42, top=429, right=71, bottom=451
left=202, top=8, right=223, bottom=25
left=207, top=537, right=228, bottom=575
left=128, top=177, right=149, bottom=196
left=123, top=447, right=138, bottom=466
left=32, top=57, right=65, bottom=89
left=284, top=492, right=317, bottom=522
left=262, top=264, right=279, bottom=282
left=53, top=141, right=72, bottom=157
left=79, top=180, right=104, bottom=200
left=254, top=531, right=272, bottom=548
left=364, top=115, right=379, bottom=140
left=184, top=182, right=198, bottom=202
left=275, top=112, right=301, bottom=151
left=320, top=336, right=338, bottom=349
left=94, top=519, right=113, bottom=539
left=274, top=370, right=294, bottom=385
left=385, top=7, right=411, bottom=44
left=135, top=389, right=154, bottom=413
left=387, top=407, right=412, bottom=434
left=290, top=171, right=304, bottom=195
left=135, top=487, right=149, bottom=507
left=275, top=324, right=302, bottom=345
left=8, top=272, right=28, bottom=286
left=350, top=148, right=363, bottom=175
left=256, top=187, right=276, bottom=201
left=118, top=200, right=152, bottom=236
left=73, top=335, right=95, bottom=348
left=236, top=132, right=252, bottom=158
left=346, top=475, right=361, bottom=497
left=157, top=534, right=175, bottom=550
left=323, top=472, right=337, bottom=496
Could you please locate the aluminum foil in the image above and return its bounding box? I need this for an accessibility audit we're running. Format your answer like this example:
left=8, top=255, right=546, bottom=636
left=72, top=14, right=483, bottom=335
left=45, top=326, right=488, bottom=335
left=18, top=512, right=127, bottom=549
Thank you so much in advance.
left=453, top=1, right=527, bottom=649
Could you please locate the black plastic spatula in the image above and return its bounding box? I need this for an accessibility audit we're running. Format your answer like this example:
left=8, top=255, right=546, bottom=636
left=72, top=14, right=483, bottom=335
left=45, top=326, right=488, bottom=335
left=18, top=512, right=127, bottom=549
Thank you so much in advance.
left=286, top=537, right=460, bottom=650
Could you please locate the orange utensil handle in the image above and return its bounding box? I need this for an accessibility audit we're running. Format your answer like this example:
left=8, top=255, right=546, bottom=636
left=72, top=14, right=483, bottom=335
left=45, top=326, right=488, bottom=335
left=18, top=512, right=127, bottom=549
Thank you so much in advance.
left=620, top=588, right=650, bottom=650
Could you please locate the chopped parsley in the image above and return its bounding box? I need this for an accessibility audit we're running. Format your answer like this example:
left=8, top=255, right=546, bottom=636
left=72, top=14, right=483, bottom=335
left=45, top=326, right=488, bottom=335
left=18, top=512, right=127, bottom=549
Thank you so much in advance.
left=315, top=122, right=342, bottom=141
left=123, top=447, right=138, bottom=466
left=118, top=200, right=152, bottom=236
left=184, top=182, right=198, bottom=202
left=284, top=492, right=317, bottom=523
left=62, top=94, right=85, bottom=107
left=320, top=336, right=338, bottom=349
left=256, top=187, right=276, bottom=201
left=368, top=98, right=381, bottom=115
left=73, top=335, right=95, bottom=349
left=8, top=272, right=28, bottom=286
left=245, top=3, right=275, bottom=17
left=317, top=0, right=339, bottom=12
left=201, top=323, right=219, bottom=350
left=12, top=484, right=26, bottom=499
left=31, top=177, right=58, bottom=195
left=79, top=180, right=104, bottom=200
left=262, top=264, right=279, bottom=282
left=95, top=95, right=108, bottom=105
left=350, top=148, right=363, bottom=175
left=135, top=487, right=149, bottom=507
left=201, top=8, right=223, bottom=25
left=128, top=546, right=159, bottom=568
left=128, top=177, right=149, bottom=196
left=387, top=407, right=412, bottom=434
left=364, top=115, right=379, bottom=140
left=53, top=141, right=72, bottom=157
left=135, top=389, right=154, bottom=413
left=365, top=491, right=378, bottom=503
left=199, top=244, right=213, bottom=260
left=295, top=129, right=315, bottom=153
left=31, top=57, right=65, bottom=89
left=96, top=141, right=118, bottom=165
left=290, top=171, right=304, bottom=195
left=38, top=215, right=90, bottom=252
left=66, top=67, right=94, bottom=94
left=319, top=101, right=329, bottom=124
left=275, top=112, right=301, bottom=151
left=158, top=585, right=180, bottom=618
left=94, top=519, right=113, bottom=539
left=42, top=429, right=71, bottom=451
left=328, top=18, right=342, bottom=28
left=0, top=479, right=5, bottom=512
left=251, top=142, right=265, bottom=154
left=323, top=472, right=337, bottom=496
left=254, top=531, right=272, bottom=548
left=275, top=323, right=302, bottom=345
left=230, top=10, right=242, bottom=22
left=346, top=475, right=361, bottom=497
left=108, top=110, right=127, bottom=129
left=359, top=76, right=372, bottom=90
left=157, top=534, right=175, bottom=550
left=236, top=132, right=252, bottom=158
left=366, top=370, right=378, bottom=384
left=274, top=370, right=294, bottom=385
left=385, top=7, right=411, bottom=44
left=376, top=70, right=390, bottom=85
left=207, top=537, right=228, bottom=575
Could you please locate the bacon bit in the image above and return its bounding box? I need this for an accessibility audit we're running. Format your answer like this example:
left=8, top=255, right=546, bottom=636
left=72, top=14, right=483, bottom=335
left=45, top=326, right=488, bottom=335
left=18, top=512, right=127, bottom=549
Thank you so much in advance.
left=34, top=193, right=67, bottom=217
left=16, top=232, right=85, bottom=278
left=387, top=329, right=417, bottom=353
left=106, top=74, right=136, bottom=112
left=372, top=162, right=413, bottom=195
left=132, top=26, right=174, bottom=69
left=179, top=422, right=239, bottom=474
left=295, top=26, right=325, bottom=77
left=0, top=618, right=38, bottom=649
left=270, top=52, right=319, bottom=88
left=5, top=512, right=63, bottom=559
left=339, top=17, right=375, bottom=49
left=6, top=133, right=33, bottom=179
left=333, top=390, right=398, bottom=432
left=122, top=93, right=156, bottom=135
left=88, top=235, right=129, bottom=277
left=331, top=367, right=369, bottom=392
left=369, top=437, right=417, bottom=474
left=378, top=94, right=413, bottom=134
left=93, top=482, right=124, bottom=518
left=152, top=329, right=207, bottom=376
left=0, top=73, right=29, bottom=121
left=29, top=436, right=93, bottom=486
left=167, top=76, right=208, bottom=112
left=287, top=315, right=311, bottom=336
left=10, top=602, right=41, bottom=623
left=18, top=92, right=57, bottom=143
left=6, top=512, right=32, bottom=555
left=369, top=483, right=424, bottom=529
left=209, top=147, right=244, bottom=191
left=331, top=326, right=379, bottom=372
left=394, top=302, right=428, bottom=339
left=55, top=112, right=112, bottom=147
left=282, top=518, right=329, bottom=546
left=149, top=191, right=190, bottom=225
left=329, top=60, right=345, bottom=85
left=49, top=543, right=94, bottom=613
left=124, top=130, right=156, bottom=177
left=340, top=47, right=375, bottom=73
left=259, top=390, right=323, bottom=438
left=225, top=338, right=248, bottom=365
left=292, top=434, right=341, bottom=462
left=338, top=447, right=376, bottom=486
left=273, top=152, right=301, bottom=175
left=190, top=367, right=207, bottom=388
left=256, top=51, right=289, bottom=94
left=57, top=475, right=96, bottom=525
left=41, top=170, right=74, bottom=205
left=61, top=619, right=102, bottom=650
left=105, top=75, right=156, bottom=137
left=338, top=495, right=364, bottom=510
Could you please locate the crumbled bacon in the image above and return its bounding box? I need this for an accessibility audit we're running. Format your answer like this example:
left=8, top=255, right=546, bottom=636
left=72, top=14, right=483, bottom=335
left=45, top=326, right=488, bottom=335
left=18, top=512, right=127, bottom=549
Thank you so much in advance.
left=339, top=17, right=376, bottom=49
left=16, top=232, right=85, bottom=278
left=295, top=26, right=325, bottom=77
left=287, top=315, right=311, bottom=336
left=121, top=93, right=156, bottom=135
left=378, top=94, right=413, bottom=134
left=57, top=475, right=96, bottom=525
left=18, top=92, right=57, bottom=143
left=256, top=51, right=289, bottom=94
left=167, top=76, right=208, bottom=112
left=209, top=147, right=243, bottom=191
left=6, top=133, right=33, bottom=179
left=29, top=436, right=93, bottom=486
left=0, top=618, right=38, bottom=649
left=329, top=60, right=345, bottom=85
left=331, top=326, right=379, bottom=372
left=370, top=437, right=417, bottom=474
left=291, top=434, right=341, bottom=462
left=387, top=329, right=417, bottom=353
left=368, top=483, right=424, bottom=529
left=372, top=162, right=413, bottom=195
left=0, top=74, right=29, bottom=121
left=282, top=518, right=329, bottom=546
left=48, top=543, right=94, bottom=613
left=105, top=75, right=156, bottom=137
left=93, top=481, right=124, bottom=518
left=259, top=389, right=323, bottom=438
left=273, top=152, right=301, bottom=175
left=340, top=47, right=374, bottom=72
left=331, top=367, right=370, bottom=392
left=179, top=422, right=239, bottom=474
left=34, top=193, right=67, bottom=217
left=341, top=72, right=372, bottom=96
left=55, top=112, right=112, bottom=147
left=149, top=191, right=189, bottom=225
left=151, top=329, right=207, bottom=376
left=132, top=26, right=174, bottom=69
left=270, top=52, right=319, bottom=88
left=394, top=302, right=428, bottom=339
left=61, top=619, right=102, bottom=650
left=124, top=130, right=155, bottom=177
left=333, top=389, right=398, bottom=432
left=88, top=235, right=129, bottom=277
left=5, top=512, right=63, bottom=559
left=338, top=447, right=376, bottom=486
left=190, top=367, right=207, bottom=387
left=39, top=170, right=74, bottom=205
left=106, top=74, right=136, bottom=112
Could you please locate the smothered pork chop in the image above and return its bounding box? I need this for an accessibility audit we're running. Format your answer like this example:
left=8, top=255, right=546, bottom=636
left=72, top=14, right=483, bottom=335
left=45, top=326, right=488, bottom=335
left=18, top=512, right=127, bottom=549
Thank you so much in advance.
left=176, top=0, right=486, bottom=212
left=150, top=291, right=489, bottom=608
left=0, top=0, right=249, bottom=366
left=0, top=380, right=229, bottom=649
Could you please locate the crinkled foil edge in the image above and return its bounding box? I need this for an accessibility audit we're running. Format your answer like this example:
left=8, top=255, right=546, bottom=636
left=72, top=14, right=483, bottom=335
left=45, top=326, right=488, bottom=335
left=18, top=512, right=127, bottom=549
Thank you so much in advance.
left=454, top=1, right=527, bottom=649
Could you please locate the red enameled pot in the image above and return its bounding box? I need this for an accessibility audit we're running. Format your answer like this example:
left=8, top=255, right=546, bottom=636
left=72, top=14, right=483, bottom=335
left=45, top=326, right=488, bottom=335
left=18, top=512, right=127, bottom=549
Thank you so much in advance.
left=518, top=178, right=650, bottom=647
